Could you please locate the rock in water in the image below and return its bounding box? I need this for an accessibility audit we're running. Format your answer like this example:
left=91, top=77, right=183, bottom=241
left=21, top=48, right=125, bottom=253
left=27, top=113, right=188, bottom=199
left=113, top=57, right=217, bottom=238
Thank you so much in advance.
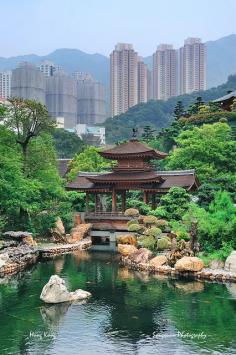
left=128, top=248, right=153, bottom=264
left=149, top=255, right=167, bottom=267
left=40, top=275, right=91, bottom=304
left=175, top=256, right=204, bottom=272
left=117, top=244, right=137, bottom=256
left=225, top=251, right=236, bottom=273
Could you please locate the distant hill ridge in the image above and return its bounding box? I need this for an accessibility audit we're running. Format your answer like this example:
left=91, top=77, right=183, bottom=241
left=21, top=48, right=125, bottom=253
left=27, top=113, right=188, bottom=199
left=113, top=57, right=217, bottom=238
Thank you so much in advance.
left=1, top=34, right=236, bottom=90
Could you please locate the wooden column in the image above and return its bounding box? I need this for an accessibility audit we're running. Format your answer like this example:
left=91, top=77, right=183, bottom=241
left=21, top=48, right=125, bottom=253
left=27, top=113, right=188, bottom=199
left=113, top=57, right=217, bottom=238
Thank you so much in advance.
left=112, top=189, right=117, bottom=212
left=95, top=193, right=98, bottom=213
left=85, top=193, right=89, bottom=213
left=151, top=193, right=156, bottom=210
left=143, top=191, right=149, bottom=204
left=121, top=190, right=126, bottom=213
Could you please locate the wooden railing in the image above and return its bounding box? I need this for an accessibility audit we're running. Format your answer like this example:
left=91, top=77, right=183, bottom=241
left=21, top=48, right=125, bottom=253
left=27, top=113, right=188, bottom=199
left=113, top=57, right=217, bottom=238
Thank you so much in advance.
left=85, top=211, right=126, bottom=217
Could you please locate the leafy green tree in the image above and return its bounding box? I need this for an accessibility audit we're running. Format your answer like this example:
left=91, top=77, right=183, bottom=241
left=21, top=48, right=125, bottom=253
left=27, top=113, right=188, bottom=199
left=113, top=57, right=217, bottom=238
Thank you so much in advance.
left=52, top=128, right=85, bottom=158
left=174, top=101, right=185, bottom=120
left=68, top=146, right=113, bottom=181
left=1, top=98, right=55, bottom=173
left=0, top=125, right=74, bottom=235
left=187, top=96, right=205, bottom=115
left=167, top=122, right=236, bottom=182
left=152, top=187, right=191, bottom=220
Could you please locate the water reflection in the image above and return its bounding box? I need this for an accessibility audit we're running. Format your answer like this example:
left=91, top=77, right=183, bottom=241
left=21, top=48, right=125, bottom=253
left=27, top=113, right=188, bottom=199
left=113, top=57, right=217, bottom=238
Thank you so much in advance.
left=0, top=252, right=236, bottom=354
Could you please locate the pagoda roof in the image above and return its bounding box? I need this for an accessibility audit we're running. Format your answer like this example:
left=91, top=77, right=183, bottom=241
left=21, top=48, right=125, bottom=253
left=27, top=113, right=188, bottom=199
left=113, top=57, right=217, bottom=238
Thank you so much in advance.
left=87, top=171, right=164, bottom=184
left=213, top=91, right=236, bottom=103
left=100, top=139, right=168, bottom=159
left=66, top=169, right=199, bottom=192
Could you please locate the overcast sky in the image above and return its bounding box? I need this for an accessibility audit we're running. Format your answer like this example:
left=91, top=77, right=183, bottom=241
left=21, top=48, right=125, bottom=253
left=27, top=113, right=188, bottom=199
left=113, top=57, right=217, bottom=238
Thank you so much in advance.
left=1, top=0, right=236, bottom=57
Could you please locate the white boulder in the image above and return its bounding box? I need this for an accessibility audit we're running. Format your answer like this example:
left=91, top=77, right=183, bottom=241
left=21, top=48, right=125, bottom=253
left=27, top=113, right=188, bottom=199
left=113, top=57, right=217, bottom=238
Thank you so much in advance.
left=40, top=275, right=91, bottom=304
left=225, top=251, right=236, bottom=273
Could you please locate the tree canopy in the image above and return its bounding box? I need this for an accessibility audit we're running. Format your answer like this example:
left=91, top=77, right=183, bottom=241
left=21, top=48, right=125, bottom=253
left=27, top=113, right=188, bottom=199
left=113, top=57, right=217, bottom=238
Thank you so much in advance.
left=166, top=122, right=236, bottom=183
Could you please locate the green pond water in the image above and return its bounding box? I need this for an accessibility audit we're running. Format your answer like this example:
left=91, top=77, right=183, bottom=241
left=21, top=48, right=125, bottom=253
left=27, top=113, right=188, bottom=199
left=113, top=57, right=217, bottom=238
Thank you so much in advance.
left=0, top=251, right=236, bottom=355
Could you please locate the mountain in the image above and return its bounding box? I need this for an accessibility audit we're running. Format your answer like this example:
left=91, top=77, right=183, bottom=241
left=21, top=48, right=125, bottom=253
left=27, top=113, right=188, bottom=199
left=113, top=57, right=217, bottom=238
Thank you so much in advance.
left=104, top=74, right=236, bottom=143
left=0, top=49, right=109, bottom=88
left=1, top=34, right=236, bottom=90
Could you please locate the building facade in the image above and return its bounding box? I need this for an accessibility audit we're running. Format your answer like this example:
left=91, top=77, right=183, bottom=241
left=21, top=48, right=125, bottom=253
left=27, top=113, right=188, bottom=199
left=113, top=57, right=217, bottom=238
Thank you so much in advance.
left=179, top=38, right=206, bottom=95
left=11, top=62, right=46, bottom=104
left=74, top=72, right=106, bottom=125
left=38, top=60, right=63, bottom=77
left=0, top=71, right=11, bottom=99
left=110, top=43, right=138, bottom=117
left=46, top=72, right=77, bottom=129
left=137, top=57, right=148, bottom=104
left=153, top=44, right=177, bottom=101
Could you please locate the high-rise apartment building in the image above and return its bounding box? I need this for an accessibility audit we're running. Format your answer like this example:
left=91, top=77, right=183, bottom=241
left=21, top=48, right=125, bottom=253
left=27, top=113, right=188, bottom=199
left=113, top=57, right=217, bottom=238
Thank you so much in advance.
left=137, top=57, right=148, bottom=104
left=153, top=44, right=177, bottom=101
left=46, top=72, right=77, bottom=129
left=179, top=38, right=206, bottom=94
left=0, top=71, right=12, bottom=99
left=11, top=62, right=46, bottom=104
left=38, top=60, right=63, bottom=77
left=74, top=72, right=106, bottom=124
left=110, top=43, right=138, bottom=117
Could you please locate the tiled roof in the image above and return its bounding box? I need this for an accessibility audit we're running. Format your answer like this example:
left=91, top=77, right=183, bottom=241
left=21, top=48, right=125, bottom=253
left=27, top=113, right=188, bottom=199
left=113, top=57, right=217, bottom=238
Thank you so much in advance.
left=213, top=91, right=236, bottom=103
left=100, top=139, right=168, bottom=159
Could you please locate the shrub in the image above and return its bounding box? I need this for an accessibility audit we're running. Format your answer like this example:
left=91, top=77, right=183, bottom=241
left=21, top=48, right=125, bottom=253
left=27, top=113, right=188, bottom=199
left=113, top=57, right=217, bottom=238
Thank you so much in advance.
left=176, top=230, right=190, bottom=241
left=138, top=235, right=156, bottom=251
left=124, top=208, right=139, bottom=217
left=156, top=237, right=171, bottom=251
left=127, top=219, right=139, bottom=227
left=148, top=227, right=162, bottom=238
left=143, top=215, right=158, bottom=226
left=128, top=224, right=143, bottom=233
left=149, top=207, right=168, bottom=218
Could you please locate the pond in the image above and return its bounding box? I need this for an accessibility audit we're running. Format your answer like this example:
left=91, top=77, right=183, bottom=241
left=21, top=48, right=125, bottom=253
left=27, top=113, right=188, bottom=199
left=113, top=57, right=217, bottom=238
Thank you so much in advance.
left=0, top=251, right=236, bottom=355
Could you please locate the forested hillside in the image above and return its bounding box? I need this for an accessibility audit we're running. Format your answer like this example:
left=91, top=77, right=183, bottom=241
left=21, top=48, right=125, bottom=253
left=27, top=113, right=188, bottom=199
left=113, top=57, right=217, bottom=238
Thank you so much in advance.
left=104, top=74, right=236, bottom=143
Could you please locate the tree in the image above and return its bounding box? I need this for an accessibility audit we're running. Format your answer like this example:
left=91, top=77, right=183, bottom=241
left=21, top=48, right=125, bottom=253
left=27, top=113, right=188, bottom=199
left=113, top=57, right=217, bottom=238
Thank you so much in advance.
left=167, top=122, right=236, bottom=182
left=141, top=125, right=156, bottom=143
left=187, top=96, right=205, bottom=115
left=0, top=125, right=74, bottom=235
left=174, top=101, right=185, bottom=120
left=68, top=146, right=113, bottom=181
left=2, top=98, right=55, bottom=173
left=52, top=128, right=85, bottom=158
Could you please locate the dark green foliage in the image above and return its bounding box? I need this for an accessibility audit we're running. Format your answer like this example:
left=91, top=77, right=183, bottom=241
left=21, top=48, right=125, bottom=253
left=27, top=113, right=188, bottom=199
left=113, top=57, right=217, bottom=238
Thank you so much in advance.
left=52, top=128, right=85, bottom=158
left=155, top=187, right=191, bottom=221
left=141, top=125, right=156, bottom=143
left=174, top=101, right=185, bottom=120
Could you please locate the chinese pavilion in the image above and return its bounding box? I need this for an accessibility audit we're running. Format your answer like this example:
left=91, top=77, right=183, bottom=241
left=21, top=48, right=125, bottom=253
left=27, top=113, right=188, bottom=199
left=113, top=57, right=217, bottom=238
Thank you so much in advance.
left=59, top=139, right=199, bottom=214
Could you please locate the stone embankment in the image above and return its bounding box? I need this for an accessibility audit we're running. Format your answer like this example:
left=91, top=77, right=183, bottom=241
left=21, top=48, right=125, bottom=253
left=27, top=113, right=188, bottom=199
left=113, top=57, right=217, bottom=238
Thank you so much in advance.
left=38, top=237, right=92, bottom=258
left=0, top=216, right=93, bottom=277
left=119, top=246, right=236, bottom=283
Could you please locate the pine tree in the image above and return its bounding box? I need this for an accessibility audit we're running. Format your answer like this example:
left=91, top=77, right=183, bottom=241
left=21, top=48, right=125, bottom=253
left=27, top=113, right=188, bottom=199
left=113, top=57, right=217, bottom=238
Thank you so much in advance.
left=141, top=125, right=156, bottom=143
left=174, top=101, right=185, bottom=120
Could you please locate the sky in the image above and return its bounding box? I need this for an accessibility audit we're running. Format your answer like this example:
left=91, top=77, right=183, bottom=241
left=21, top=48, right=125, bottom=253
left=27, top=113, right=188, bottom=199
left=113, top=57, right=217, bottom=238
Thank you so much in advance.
left=1, top=0, right=236, bottom=58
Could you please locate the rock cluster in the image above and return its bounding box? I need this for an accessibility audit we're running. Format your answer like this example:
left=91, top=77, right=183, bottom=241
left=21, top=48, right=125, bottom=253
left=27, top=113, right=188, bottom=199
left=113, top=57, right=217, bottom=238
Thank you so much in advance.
left=0, top=231, right=38, bottom=276
left=51, top=215, right=92, bottom=244
left=40, top=275, right=91, bottom=304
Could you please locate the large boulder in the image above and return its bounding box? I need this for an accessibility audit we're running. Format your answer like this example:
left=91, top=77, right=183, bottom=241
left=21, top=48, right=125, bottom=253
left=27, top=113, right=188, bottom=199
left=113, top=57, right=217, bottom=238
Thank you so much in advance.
left=40, top=275, right=91, bottom=304
left=22, top=235, right=37, bottom=247
left=67, top=223, right=92, bottom=244
left=116, top=234, right=137, bottom=246
left=51, top=218, right=67, bottom=243
left=224, top=251, right=236, bottom=273
left=209, top=259, right=224, bottom=270
left=128, top=248, right=153, bottom=264
left=149, top=255, right=167, bottom=268
left=175, top=256, right=204, bottom=272
left=117, top=244, right=137, bottom=256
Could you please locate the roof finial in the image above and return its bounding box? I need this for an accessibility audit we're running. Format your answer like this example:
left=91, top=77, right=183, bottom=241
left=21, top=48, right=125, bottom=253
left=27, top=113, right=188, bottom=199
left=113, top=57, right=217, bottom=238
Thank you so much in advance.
left=132, top=128, right=138, bottom=138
